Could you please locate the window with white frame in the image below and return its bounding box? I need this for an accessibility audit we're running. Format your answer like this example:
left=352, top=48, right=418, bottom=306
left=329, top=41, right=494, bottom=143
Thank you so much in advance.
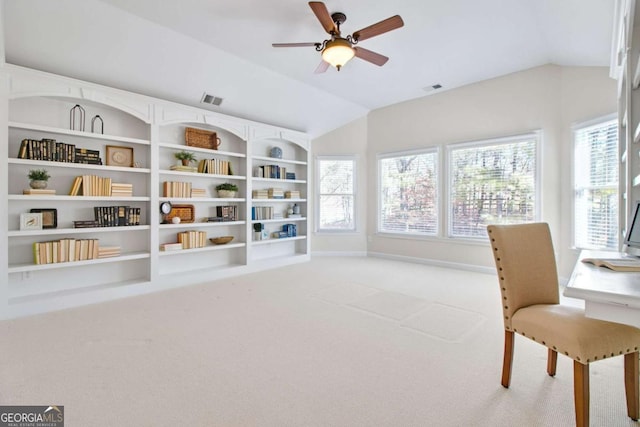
left=573, top=117, right=618, bottom=250
left=448, top=134, right=539, bottom=238
left=378, top=149, right=438, bottom=235
left=316, top=156, right=356, bottom=232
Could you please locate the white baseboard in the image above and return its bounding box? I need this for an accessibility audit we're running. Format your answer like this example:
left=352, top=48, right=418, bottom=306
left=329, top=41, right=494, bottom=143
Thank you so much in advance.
left=367, top=251, right=496, bottom=275
left=312, top=250, right=368, bottom=257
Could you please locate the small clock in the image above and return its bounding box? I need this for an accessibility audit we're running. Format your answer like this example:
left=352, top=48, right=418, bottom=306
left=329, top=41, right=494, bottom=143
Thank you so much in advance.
left=269, top=146, right=283, bottom=159
left=160, top=201, right=172, bottom=215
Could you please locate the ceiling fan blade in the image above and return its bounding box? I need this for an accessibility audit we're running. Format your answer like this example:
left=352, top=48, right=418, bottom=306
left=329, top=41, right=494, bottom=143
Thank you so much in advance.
left=314, top=60, right=330, bottom=74
left=352, top=15, right=404, bottom=42
left=309, top=1, right=336, bottom=34
left=272, top=42, right=319, bottom=48
left=354, top=47, right=389, bottom=66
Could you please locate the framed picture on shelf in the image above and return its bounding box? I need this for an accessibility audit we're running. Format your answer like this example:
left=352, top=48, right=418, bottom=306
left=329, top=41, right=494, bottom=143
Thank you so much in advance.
left=20, top=212, right=43, bottom=231
left=106, top=145, right=134, bottom=167
left=30, top=208, right=57, bottom=229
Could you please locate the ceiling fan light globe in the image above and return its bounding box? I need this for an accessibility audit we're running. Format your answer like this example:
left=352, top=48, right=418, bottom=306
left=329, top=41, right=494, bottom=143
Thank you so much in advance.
left=321, top=38, right=355, bottom=69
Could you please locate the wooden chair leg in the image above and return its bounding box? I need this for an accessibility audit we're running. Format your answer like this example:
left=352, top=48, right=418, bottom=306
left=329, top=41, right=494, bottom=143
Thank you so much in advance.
left=502, top=330, right=514, bottom=388
left=573, top=361, right=589, bottom=427
left=624, top=352, right=639, bottom=420
left=547, top=348, right=557, bottom=377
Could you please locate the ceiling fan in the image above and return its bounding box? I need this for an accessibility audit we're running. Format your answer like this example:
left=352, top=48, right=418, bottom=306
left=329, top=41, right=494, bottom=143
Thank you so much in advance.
left=272, top=1, right=404, bottom=73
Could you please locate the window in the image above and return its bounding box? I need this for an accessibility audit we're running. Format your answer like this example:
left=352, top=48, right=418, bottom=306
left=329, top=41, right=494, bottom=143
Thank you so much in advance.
left=448, top=134, right=539, bottom=238
left=316, top=156, right=356, bottom=232
left=573, top=117, right=618, bottom=250
left=378, top=149, right=438, bottom=235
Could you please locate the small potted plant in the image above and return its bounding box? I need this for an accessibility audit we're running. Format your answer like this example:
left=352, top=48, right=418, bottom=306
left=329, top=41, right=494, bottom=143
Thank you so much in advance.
left=174, top=150, right=197, bottom=166
left=216, top=182, right=238, bottom=198
left=28, top=169, right=50, bottom=189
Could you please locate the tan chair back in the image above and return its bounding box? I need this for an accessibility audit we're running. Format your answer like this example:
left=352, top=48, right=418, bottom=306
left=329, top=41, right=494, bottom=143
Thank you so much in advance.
left=487, top=223, right=560, bottom=330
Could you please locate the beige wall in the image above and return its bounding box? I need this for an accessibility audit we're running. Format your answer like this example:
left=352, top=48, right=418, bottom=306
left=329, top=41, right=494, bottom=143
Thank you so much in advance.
left=312, top=65, right=617, bottom=276
left=311, top=116, right=368, bottom=254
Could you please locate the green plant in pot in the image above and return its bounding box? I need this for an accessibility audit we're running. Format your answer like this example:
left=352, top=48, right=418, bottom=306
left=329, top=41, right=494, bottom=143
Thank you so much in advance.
left=216, top=182, right=238, bottom=198
left=28, top=169, right=50, bottom=189
left=174, top=150, right=197, bottom=166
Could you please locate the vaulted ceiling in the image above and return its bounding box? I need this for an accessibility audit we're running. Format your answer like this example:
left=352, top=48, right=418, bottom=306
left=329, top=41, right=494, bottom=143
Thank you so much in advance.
left=3, top=0, right=615, bottom=137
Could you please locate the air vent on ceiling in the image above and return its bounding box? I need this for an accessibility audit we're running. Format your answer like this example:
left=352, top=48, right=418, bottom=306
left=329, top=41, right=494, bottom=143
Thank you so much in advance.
left=423, top=84, right=443, bottom=93
left=201, top=92, right=223, bottom=106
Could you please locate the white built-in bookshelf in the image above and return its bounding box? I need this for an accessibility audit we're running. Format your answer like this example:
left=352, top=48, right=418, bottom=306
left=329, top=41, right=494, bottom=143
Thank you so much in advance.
left=0, top=64, right=310, bottom=319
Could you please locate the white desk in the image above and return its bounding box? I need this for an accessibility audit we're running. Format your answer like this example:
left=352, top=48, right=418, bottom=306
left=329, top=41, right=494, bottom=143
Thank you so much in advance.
left=564, top=250, right=640, bottom=328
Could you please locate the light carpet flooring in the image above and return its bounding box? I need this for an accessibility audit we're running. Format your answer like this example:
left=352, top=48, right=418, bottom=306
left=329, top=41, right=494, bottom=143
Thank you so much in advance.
left=0, top=256, right=637, bottom=426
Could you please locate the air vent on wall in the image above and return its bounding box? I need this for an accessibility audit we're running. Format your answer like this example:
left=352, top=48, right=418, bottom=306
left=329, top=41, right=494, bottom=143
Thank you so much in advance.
left=200, top=92, right=224, bottom=106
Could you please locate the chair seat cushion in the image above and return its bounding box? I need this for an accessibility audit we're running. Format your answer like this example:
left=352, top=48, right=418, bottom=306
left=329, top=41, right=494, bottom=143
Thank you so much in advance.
left=511, top=304, right=640, bottom=363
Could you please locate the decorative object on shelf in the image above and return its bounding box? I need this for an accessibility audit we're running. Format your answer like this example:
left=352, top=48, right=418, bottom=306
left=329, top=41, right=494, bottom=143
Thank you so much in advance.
left=185, top=127, right=221, bottom=150
left=287, top=206, right=294, bottom=215
left=292, top=203, right=300, bottom=215
left=174, top=150, right=197, bottom=166
left=269, top=146, right=283, bottom=159
left=160, top=201, right=172, bottom=223
left=171, top=216, right=181, bottom=224
left=69, top=104, right=85, bottom=131
left=20, top=212, right=43, bottom=231
left=30, top=208, right=57, bottom=229
left=91, top=115, right=104, bottom=134
left=210, top=236, right=234, bottom=245
left=28, top=169, right=50, bottom=189
left=216, top=182, right=238, bottom=198
left=253, top=222, right=265, bottom=241
left=164, top=204, right=195, bottom=224
left=106, top=145, right=134, bottom=167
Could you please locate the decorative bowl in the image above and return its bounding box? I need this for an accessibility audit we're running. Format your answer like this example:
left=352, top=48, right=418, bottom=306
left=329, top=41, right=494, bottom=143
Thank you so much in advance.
left=210, top=236, right=234, bottom=245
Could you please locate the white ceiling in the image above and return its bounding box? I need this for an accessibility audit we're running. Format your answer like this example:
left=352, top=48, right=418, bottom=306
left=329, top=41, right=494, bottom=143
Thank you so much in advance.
left=2, top=0, right=615, bottom=137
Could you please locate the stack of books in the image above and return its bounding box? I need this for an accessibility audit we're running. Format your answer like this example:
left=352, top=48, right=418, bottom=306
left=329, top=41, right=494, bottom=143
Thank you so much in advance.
left=163, top=181, right=192, bottom=197
left=252, top=189, right=269, bottom=199
left=160, top=242, right=183, bottom=252
left=268, top=188, right=284, bottom=199
left=285, top=190, right=300, bottom=199
left=177, top=230, right=207, bottom=249
left=98, top=246, right=121, bottom=258
left=73, top=220, right=99, bottom=228
left=191, top=188, right=207, bottom=198
left=74, top=148, right=102, bottom=165
left=23, top=188, right=56, bottom=195
left=111, top=183, right=133, bottom=197
left=170, top=164, right=197, bottom=173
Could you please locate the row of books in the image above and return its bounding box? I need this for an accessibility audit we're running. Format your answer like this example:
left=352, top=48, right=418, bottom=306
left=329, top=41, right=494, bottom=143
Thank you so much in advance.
left=32, top=239, right=120, bottom=264
left=93, top=206, right=141, bottom=227
left=251, top=206, right=280, bottom=220
left=163, top=181, right=192, bottom=198
left=176, top=230, right=207, bottom=249
left=18, top=138, right=102, bottom=164
left=215, top=205, right=238, bottom=221
left=69, top=176, right=133, bottom=197
left=70, top=175, right=113, bottom=196
left=198, top=158, right=233, bottom=175
left=253, top=165, right=295, bottom=180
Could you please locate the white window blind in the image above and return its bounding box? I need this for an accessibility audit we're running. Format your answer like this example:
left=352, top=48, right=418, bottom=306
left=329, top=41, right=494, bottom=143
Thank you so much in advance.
left=448, top=136, right=538, bottom=238
left=317, top=157, right=355, bottom=231
left=378, top=150, right=438, bottom=235
left=574, top=119, right=618, bottom=250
